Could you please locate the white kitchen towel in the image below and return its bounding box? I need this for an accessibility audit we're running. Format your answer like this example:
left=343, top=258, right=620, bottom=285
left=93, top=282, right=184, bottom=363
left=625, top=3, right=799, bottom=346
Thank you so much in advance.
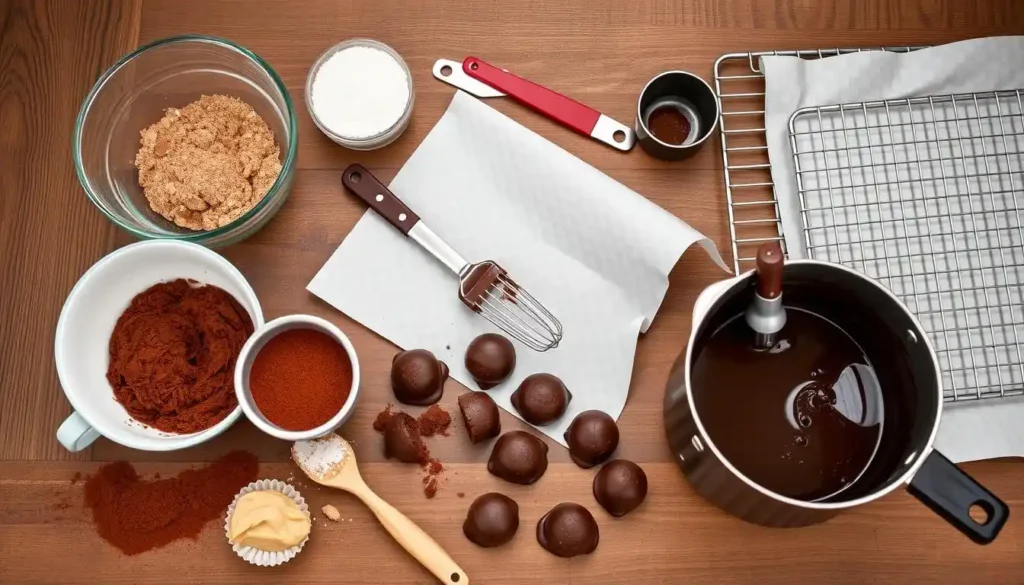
left=309, top=91, right=726, bottom=446
left=762, top=36, right=1024, bottom=462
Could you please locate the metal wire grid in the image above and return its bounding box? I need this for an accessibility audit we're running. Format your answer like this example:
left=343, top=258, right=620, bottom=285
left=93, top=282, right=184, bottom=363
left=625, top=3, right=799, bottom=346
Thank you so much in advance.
left=714, top=47, right=920, bottom=275
left=789, top=92, right=1024, bottom=403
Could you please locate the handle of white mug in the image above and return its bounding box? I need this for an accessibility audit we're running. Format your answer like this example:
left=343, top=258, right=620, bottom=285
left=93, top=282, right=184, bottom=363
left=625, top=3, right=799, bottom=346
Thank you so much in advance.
left=57, top=411, right=101, bottom=452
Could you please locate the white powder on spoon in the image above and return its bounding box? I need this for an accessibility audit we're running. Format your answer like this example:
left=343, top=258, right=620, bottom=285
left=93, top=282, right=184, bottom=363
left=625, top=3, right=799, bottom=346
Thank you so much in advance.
left=311, top=45, right=411, bottom=139
left=292, top=434, right=350, bottom=480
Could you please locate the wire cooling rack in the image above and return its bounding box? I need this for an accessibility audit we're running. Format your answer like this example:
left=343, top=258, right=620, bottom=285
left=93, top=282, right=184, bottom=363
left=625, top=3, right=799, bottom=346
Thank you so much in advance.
left=714, top=48, right=920, bottom=275
left=714, top=48, right=1024, bottom=404
left=789, top=92, right=1024, bottom=403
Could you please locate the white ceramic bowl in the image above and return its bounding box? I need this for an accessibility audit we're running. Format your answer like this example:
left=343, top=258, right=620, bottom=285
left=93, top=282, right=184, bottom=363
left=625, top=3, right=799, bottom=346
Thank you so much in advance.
left=235, top=315, right=361, bottom=441
left=55, top=240, right=264, bottom=451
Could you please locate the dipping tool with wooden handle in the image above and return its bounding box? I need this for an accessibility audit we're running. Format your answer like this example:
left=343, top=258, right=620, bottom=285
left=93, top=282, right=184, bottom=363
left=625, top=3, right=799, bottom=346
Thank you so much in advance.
left=744, top=242, right=786, bottom=349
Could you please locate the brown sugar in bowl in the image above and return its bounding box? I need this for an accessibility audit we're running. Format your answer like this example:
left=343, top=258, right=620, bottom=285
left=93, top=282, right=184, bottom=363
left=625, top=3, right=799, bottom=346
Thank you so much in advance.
left=234, top=315, right=361, bottom=440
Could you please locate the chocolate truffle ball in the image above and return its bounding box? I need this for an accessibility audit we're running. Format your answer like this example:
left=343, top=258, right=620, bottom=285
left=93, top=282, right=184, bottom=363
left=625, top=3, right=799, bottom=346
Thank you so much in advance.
left=391, top=349, right=448, bottom=406
left=564, top=410, right=619, bottom=468
left=510, top=373, right=571, bottom=426
left=536, top=503, right=599, bottom=558
left=458, top=391, right=501, bottom=444
left=383, top=412, right=427, bottom=464
left=465, top=333, right=516, bottom=389
left=593, top=459, right=648, bottom=517
left=462, top=493, right=519, bottom=547
left=487, top=430, right=549, bottom=485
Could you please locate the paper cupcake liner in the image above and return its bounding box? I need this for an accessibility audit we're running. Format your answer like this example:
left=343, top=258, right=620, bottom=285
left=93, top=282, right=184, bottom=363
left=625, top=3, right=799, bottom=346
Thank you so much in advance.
left=225, top=479, right=310, bottom=567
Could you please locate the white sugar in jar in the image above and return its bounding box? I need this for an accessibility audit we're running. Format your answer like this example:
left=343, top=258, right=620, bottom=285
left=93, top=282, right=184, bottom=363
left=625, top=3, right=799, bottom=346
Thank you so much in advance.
left=305, top=39, right=414, bottom=150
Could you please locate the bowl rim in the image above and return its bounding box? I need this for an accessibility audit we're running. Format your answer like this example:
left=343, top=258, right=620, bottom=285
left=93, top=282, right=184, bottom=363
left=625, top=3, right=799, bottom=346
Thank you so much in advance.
left=235, top=314, right=362, bottom=442
left=53, top=239, right=265, bottom=451
left=72, top=34, right=299, bottom=242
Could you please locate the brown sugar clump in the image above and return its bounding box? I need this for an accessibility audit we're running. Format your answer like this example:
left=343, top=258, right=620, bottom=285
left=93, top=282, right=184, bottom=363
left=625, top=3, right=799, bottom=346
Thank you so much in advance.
left=134, top=95, right=282, bottom=231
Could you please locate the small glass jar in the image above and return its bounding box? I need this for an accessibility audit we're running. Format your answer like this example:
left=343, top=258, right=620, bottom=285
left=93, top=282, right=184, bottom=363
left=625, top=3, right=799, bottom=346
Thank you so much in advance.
left=305, top=39, right=415, bottom=150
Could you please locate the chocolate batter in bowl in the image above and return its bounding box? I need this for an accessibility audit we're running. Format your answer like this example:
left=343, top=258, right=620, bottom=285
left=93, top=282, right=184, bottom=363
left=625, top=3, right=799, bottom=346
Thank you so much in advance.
left=664, top=260, right=1009, bottom=544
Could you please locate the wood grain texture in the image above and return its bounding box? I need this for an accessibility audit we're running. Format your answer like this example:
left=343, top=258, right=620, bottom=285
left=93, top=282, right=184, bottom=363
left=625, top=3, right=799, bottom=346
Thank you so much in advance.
left=2, top=0, right=1024, bottom=583
left=0, top=0, right=141, bottom=461
left=1, top=460, right=1022, bottom=584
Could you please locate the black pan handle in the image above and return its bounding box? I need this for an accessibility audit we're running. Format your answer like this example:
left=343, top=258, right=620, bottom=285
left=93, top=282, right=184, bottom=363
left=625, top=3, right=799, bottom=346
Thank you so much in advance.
left=907, top=450, right=1008, bottom=544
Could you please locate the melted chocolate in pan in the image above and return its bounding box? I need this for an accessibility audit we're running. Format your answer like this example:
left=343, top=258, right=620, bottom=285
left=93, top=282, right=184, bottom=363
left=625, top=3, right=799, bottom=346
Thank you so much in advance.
left=692, top=308, right=884, bottom=502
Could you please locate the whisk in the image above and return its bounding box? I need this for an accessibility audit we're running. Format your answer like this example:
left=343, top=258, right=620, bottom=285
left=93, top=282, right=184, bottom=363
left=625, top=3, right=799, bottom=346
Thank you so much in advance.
left=342, top=164, right=562, bottom=352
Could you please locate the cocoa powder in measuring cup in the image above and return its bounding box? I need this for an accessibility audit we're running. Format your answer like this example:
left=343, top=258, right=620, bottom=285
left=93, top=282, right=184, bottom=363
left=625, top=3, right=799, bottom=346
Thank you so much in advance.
left=106, top=279, right=253, bottom=434
left=647, top=105, right=691, bottom=145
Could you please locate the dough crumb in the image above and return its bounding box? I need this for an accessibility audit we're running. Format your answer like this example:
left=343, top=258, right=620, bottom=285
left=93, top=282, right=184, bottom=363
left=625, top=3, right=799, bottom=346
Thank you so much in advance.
left=321, top=504, right=342, bottom=522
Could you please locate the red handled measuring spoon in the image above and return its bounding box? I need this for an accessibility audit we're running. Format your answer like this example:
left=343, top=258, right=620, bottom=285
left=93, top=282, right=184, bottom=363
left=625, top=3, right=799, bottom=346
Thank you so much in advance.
left=432, top=57, right=636, bottom=152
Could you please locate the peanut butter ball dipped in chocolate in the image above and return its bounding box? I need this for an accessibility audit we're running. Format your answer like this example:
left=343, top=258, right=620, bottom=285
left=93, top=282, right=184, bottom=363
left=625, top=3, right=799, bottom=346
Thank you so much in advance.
left=564, top=410, right=619, bottom=468
left=391, top=349, right=448, bottom=405
left=458, top=391, right=501, bottom=444
left=487, top=431, right=548, bottom=484
left=593, top=460, right=648, bottom=517
left=465, top=333, right=516, bottom=389
left=384, top=412, right=428, bottom=464
left=462, top=493, right=519, bottom=547
left=510, top=373, right=571, bottom=425
left=536, top=503, right=599, bottom=558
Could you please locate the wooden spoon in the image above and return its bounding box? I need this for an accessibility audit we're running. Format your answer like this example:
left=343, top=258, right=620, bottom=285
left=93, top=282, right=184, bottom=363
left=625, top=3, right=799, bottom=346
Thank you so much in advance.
left=291, top=434, right=468, bottom=585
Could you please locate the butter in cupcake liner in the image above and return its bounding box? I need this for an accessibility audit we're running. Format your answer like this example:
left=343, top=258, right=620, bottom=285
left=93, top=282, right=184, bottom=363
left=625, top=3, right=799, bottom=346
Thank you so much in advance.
left=225, top=479, right=311, bottom=566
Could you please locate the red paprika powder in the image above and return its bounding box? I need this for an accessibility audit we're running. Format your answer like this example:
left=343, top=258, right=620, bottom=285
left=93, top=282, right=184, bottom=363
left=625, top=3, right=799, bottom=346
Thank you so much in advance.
left=249, top=328, right=352, bottom=431
left=83, top=451, right=258, bottom=555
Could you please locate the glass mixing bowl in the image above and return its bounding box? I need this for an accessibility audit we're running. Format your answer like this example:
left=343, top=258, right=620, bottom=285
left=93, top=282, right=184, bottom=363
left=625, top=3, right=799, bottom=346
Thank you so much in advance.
left=73, top=35, right=298, bottom=247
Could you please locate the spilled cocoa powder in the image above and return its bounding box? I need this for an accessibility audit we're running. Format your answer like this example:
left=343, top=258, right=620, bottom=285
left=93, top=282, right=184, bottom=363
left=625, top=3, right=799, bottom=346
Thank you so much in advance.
left=418, top=405, right=452, bottom=437
left=374, top=404, right=448, bottom=498
left=373, top=404, right=396, bottom=433
left=82, top=451, right=259, bottom=555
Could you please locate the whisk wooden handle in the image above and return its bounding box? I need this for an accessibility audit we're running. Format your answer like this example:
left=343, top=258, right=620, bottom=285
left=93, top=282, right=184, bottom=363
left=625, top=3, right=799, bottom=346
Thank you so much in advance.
left=755, top=242, right=784, bottom=300
left=342, top=164, right=421, bottom=235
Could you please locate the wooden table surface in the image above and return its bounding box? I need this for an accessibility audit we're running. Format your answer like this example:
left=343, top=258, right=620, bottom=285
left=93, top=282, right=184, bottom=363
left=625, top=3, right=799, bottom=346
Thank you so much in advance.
left=2, top=1, right=1024, bottom=583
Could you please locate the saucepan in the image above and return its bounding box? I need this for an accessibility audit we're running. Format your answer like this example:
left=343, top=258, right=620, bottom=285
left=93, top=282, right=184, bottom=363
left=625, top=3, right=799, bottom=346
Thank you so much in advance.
left=663, top=259, right=1009, bottom=543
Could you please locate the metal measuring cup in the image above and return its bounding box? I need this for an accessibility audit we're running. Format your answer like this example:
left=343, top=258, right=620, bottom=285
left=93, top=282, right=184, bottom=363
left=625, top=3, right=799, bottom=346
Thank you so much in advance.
left=635, top=71, right=720, bottom=160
